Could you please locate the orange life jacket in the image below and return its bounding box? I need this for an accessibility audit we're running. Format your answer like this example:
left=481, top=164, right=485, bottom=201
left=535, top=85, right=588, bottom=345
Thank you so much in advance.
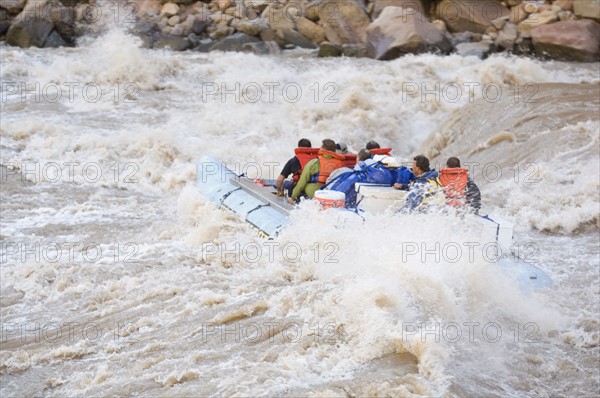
left=439, top=168, right=468, bottom=207
left=342, top=153, right=357, bottom=169
left=293, top=147, right=319, bottom=183
left=369, top=148, right=392, bottom=156
left=313, top=149, right=345, bottom=184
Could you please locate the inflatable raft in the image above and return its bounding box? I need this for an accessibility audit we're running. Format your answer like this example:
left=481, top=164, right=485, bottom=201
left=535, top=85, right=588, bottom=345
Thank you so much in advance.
left=196, top=156, right=552, bottom=290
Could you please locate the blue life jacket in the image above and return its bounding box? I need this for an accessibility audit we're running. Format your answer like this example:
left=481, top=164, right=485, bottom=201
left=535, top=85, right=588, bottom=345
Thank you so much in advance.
left=393, top=166, right=416, bottom=186
left=326, top=162, right=394, bottom=207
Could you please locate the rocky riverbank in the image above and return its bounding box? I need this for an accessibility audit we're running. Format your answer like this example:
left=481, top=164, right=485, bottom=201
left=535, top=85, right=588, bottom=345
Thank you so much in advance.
left=1, top=0, right=599, bottom=61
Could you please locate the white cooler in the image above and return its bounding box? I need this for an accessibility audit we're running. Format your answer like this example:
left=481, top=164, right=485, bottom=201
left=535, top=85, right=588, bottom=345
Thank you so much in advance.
left=355, top=183, right=408, bottom=212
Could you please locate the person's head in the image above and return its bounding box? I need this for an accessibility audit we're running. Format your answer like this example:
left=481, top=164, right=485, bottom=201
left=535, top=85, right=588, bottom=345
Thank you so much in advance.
left=336, top=141, right=348, bottom=154
left=358, top=149, right=371, bottom=161
left=321, top=139, right=337, bottom=152
left=446, top=157, right=461, bottom=168
left=413, top=155, right=430, bottom=175
left=366, top=141, right=380, bottom=150
left=298, top=138, right=312, bottom=148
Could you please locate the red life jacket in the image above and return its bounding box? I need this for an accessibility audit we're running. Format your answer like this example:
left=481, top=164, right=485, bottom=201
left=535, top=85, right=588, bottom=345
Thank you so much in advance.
left=369, top=148, right=392, bottom=156
left=314, top=149, right=345, bottom=184
left=292, top=147, right=319, bottom=183
left=343, top=153, right=357, bottom=169
left=439, top=168, right=468, bottom=207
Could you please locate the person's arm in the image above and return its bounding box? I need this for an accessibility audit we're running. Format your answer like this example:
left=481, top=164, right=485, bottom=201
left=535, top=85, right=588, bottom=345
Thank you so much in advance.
left=291, top=160, right=317, bottom=201
left=277, top=159, right=296, bottom=195
left=276, top=175, right=286, bottom=195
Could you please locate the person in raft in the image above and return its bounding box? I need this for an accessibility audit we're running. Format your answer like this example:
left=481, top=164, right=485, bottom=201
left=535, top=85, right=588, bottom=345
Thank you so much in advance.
left=402, top=155, right=445, bottom=211
left=276, top=138, right=319, bottom=197
left=288, top=139, right=345, bottom=204
left=439, top=157, right=482, bottom=213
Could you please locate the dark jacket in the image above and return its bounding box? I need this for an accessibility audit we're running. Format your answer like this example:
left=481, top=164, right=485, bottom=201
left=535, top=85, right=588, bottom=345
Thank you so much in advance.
left=466, top=178, right=481, bottom=212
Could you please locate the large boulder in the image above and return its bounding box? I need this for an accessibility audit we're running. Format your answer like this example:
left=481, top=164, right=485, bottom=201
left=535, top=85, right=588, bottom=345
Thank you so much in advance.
left=278, top=28, right=317, bottom=48
left=44, top=29, right=67, bottom=47
left=372, top=0, right=424, bottom=19
left=517, top=9, right=558, bottom=32
left=367, top=6, right=452, bottom=60
left=0, top=20, right=10, bottom=35
left=0, top=0, right=26, bottom=14
left=319, top=0, right=371, bottom=45
left=573, top=0, right=599, bottom=19
left=318, top=41, right=342, bottom=57
left=155, top=33, right=190, bottom=51
left=232, top=19, right=268, bottom=36
left=341, top=43, right=368, bottom=57
left=531, top=19, right=600, bottom=61
left=5, top=0, right=60, bottom=48
left=241, top=40, right=282, bottom=55
left=210, top=32, right=262, bottom=52
left=160, top=2, right=180, bottom=17
left=296, top=17, right=326, bottom=43
left=261, top=3, right=296, bottom=30
left=435, top=0, right=510, bottom=34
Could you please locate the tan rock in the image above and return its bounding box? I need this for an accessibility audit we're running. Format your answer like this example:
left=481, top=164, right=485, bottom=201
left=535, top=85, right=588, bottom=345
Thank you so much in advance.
left=189, top=2, right=210, bottom=15
left=296, top=17, right=326, bottom=43
left=171, top=24, right=184, bottom=36
left=554, top=0, right=573, bottom=11
left=531, top=19, right=600, bottom=61
left=168, top=15, right=181, bottom=26
left=261, top=3, right=296, bottom=30
left=210, top=11, right=234, bottom=25
left=432, top=19, right=447, bottom=32
left=210, top=25, right=235, bottom=40
left=135, top=0, right=162, bottom=17
left=245, top=0, right=270, bottom=14
left=232, top=19, right=268, bottom=36
left=491, top=15, right=509, bottom=29
left=518, top=10, right=558, bottom=32
left=509, top=4, right=528, bottom=23
left=573, top=0, right=600, bottom=19
left=234, top=5, right=258, bottom=20
left=371, top=0, right=424, bottom=19
left=0, top=0, right=26, bottom=15
left=215, top=0, right=234, bottom=11
left=6, top=0, right=54, bottom=48
left=304, top=1, right=320, bottom=21
left=182, top=14, right=195, bottom=29
left=367, top=6, right=452, bottom=60
left=435, top=0, right=510, bottom=34
left=521, top=1, right=542, bottom=14
left=224, top=6, right=237, bottom=16
left=320, top=0, right=371, bottom=45
left=161, top=3, right=180, bottom=17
